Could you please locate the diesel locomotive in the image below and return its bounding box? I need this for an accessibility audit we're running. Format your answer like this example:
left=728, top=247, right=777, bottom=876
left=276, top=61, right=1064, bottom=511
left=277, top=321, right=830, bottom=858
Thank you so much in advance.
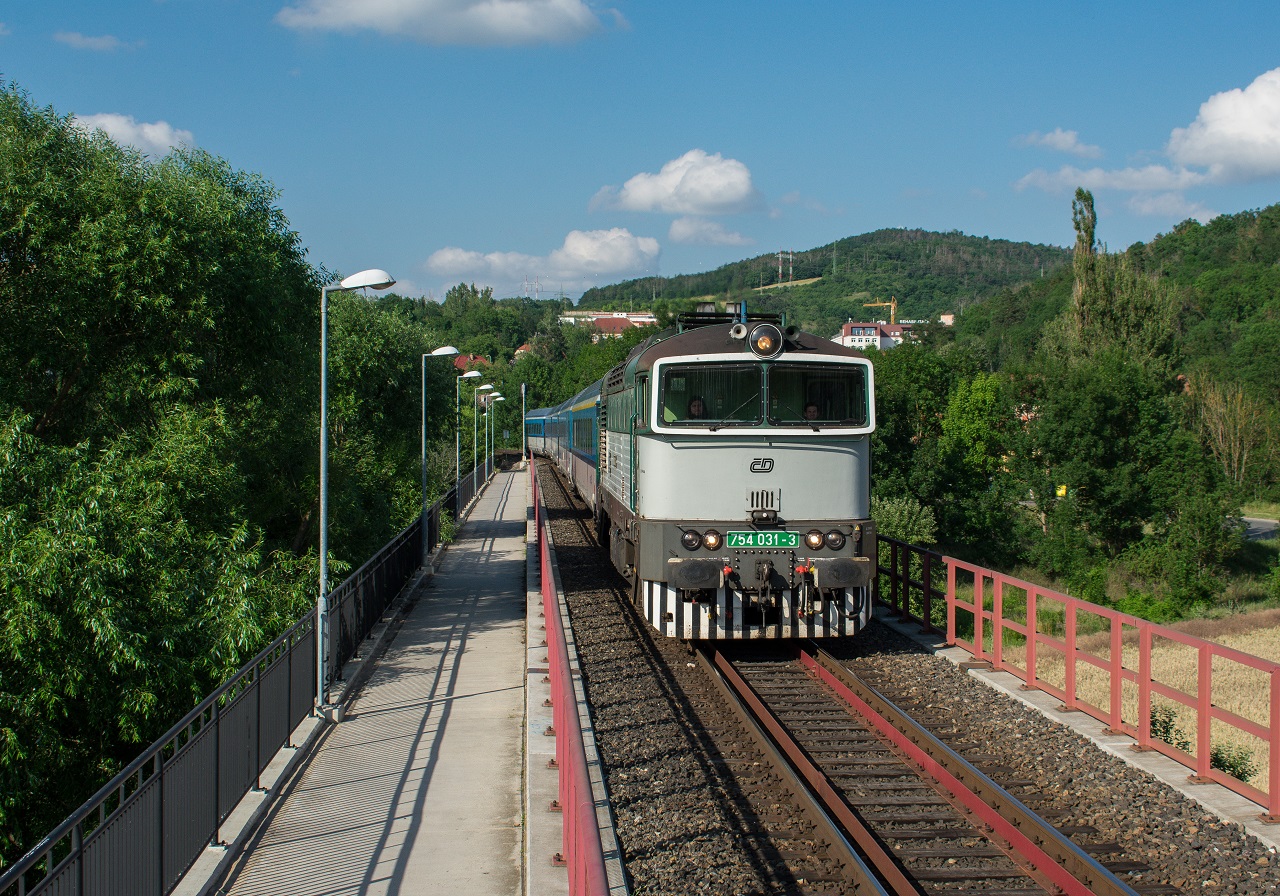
left=527, top=312, right=876, bottom=640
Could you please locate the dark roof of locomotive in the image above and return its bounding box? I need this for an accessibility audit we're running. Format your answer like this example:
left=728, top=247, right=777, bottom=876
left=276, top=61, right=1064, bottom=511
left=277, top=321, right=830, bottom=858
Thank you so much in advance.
left=632, top=323, right=868, bottom=372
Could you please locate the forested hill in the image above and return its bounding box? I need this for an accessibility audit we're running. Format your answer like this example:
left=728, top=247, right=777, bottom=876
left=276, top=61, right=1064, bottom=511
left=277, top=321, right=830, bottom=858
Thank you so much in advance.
left=577, top=229, right=1072, bottom=324
left=955, top=202, right=1280, bottom=396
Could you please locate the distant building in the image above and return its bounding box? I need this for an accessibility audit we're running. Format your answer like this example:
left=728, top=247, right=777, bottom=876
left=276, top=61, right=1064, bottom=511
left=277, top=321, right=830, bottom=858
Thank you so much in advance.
left=833, top=321, right=913, bottom=351
left=513, top=343, right=533, bottom=359
left=559, top=310, right=658, bottom=327
left=939, top=313, right=955, bottom=327
left=453, top=353, right=490, bottom=371
left=588, top=316, right=637, bottom=341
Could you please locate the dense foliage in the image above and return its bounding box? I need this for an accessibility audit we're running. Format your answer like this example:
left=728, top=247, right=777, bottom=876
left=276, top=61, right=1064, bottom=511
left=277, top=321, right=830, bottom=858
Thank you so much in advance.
left=880, top=190, right=1280, bottom=622
left=0, top=84, right=462, bottom=864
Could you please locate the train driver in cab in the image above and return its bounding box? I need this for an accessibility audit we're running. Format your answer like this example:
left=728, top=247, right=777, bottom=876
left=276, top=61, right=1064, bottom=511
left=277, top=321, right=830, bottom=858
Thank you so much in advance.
left=686, top=396, right=706, bottom=419
left=803, top=402, right=819, bottom=421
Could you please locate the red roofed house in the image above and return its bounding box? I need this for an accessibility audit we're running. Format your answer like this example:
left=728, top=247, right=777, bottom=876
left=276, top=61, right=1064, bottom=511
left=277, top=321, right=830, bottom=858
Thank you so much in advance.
left=453, top=353, right=490, bottom=371
left=589, top=316, right=636, bottom=342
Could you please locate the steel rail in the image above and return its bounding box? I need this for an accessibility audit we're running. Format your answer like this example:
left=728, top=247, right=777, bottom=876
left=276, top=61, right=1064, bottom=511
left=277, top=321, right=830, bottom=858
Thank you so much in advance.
left=806, top=647, right=1144, bottom=896
left=699, top=646, right=900, bottom=895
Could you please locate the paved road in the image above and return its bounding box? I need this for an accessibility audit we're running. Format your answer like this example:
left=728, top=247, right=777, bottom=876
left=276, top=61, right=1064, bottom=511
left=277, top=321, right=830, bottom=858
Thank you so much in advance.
left=1243, top=516, right=1278, bottom=540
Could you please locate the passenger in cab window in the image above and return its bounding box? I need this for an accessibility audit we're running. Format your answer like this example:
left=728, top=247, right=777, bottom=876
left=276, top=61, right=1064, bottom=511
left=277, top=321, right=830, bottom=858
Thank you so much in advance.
left=686, top=396, right=706, bottom=419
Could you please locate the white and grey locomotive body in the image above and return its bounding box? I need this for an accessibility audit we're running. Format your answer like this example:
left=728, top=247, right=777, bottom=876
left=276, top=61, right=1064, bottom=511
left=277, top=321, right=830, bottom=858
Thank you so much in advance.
left=530, top=312, right=877, bottom=640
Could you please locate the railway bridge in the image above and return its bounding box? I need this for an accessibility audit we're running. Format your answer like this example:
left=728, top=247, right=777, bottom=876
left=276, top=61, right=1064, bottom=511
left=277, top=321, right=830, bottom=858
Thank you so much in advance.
left=3, top=459, right=1278, bottom=896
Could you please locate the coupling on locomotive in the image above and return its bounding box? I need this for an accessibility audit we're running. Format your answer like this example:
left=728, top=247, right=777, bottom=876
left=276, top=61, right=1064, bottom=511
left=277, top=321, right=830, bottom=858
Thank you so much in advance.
left=527, top=311, right=877, bottom=640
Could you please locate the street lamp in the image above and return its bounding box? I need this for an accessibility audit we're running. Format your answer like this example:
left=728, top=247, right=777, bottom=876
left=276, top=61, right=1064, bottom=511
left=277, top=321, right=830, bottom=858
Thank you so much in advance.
left=423, top=346, right=459, bottom=566
left=473, top=384, right=493, bottom=497
left=488, top=395, right=506, bottom=478
left=319, top=268, right=395, bottom=714
left=456, top=370, right=481, bottom=508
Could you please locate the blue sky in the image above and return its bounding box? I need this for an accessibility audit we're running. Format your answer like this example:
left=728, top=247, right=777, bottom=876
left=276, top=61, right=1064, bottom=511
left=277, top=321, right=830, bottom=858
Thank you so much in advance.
left=3, top=2, right=1280, bottom=301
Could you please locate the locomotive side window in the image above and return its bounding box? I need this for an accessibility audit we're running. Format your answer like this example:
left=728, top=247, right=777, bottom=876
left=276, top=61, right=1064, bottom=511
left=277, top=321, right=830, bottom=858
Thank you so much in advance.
left=767, top=364, right=869, bottom=426
left=661, top=365, right=762, bottom=425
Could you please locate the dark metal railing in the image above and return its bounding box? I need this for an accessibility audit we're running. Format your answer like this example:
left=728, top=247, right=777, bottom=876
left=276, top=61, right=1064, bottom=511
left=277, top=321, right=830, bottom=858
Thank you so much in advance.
left=873, top=535, right=945, bottom=633
left=1, top=478, right=479, bottom=896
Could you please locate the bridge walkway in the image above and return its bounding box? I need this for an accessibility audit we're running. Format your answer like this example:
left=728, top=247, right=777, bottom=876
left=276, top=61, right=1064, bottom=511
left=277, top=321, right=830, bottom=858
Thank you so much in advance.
left=217, top=469, right=530, bottom=896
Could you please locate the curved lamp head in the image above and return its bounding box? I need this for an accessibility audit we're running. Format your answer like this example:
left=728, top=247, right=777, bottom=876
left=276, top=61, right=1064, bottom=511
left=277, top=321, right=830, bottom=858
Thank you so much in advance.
left=460, top=370, right=482, bottom=379
left=492, top=396, right=506, bottom=403
left=431, top=345, right=460, bottom=357
left=477, top=384, right=494, bottom=392
left=339, top=268, right=396, bottom=291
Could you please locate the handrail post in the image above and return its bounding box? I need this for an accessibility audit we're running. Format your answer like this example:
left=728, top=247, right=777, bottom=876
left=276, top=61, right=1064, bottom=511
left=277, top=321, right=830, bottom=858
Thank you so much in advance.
left=1196, top=645, right=1213, bottom=779
left=1269, top=668, right=1280, bottom=819
left=1064, top=601, right=1075, bottom=711
left=1137, top=624, right=1153, bottom=750
left=946, top=559, right=956, bottom=645
left=973, top=571, right=985, bottom=660
left=992, top=576, right=1004, bottom=669
left=1107, top=617, right=1123, bottom=734
left=1026, top=586, right=1038, bottom=688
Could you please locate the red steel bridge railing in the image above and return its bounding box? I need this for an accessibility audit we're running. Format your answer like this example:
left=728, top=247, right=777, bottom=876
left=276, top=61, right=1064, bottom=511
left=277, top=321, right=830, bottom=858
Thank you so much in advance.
left=876, top=535, right=1280, bottom=822
left=531, top=464, right=611, bottom=896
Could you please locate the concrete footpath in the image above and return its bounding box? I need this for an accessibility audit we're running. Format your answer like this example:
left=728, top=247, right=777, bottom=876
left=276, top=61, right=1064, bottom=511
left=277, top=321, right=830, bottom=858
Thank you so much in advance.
left=218, top=469, right=530, bottom=895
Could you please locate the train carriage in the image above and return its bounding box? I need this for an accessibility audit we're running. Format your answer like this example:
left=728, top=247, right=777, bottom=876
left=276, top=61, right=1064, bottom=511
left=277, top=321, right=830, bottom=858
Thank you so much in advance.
left=529, top=312, right=876, bottom=640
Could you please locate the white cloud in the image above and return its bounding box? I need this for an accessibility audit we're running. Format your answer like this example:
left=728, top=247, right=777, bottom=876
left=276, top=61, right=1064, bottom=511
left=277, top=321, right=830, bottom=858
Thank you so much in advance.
left=0, top=23, right=11, bottom=37
left=668, top=217, right=751, bottom=246
left=54, top=31, right=138, bottom=51
left=1125, top=192, right=1216, bottom=222
left=72, top=113, right=194, bottom=157
left=427, top=228, right=660, bottom=289
left=1016, top=164, right=1207, bottom=193
left=1016, top=68, right=1280, bottom=222
left=1167, top=67, right=1280, bottom=182
left=1016, top=128, right=1102, bottom=159
left=593, top=149, right=759, bottom=215
left=275, top=0, right=605, bottom=46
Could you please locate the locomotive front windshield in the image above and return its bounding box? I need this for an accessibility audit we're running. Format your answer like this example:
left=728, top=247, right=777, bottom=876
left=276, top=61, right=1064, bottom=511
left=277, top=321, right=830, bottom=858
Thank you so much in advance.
left=659, top=361, right=869, bottom=428
left=661, top=364, right=761, bottom=425
left=768, top=364, right=869, bottom=426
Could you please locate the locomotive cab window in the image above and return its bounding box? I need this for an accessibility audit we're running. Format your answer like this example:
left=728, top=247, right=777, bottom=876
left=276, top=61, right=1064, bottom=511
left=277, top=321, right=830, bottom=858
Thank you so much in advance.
left=661, top=364, right=762, bottom=425
left=767, top=364, right=869, bottom=426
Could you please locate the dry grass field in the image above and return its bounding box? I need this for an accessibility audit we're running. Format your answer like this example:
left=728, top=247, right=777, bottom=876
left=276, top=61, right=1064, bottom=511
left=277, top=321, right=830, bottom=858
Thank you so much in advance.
left=992, top=607, right=1280, bottom=795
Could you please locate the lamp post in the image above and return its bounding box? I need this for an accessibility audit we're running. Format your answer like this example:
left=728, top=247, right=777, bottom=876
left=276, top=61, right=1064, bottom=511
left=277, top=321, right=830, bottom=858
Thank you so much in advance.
left=319, top=268, right=396, bottom=714
left=473, top=384, right=493, bottom=497
left=423, top=346, right=459, bottom=566
left=456, top=370, right=481, bottom=512
left=489, top=395, right=505, bottom=478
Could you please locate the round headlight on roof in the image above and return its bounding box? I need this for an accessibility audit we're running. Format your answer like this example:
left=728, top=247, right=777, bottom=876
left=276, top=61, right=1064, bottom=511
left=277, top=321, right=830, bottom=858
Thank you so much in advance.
left=748, top=323, right=784, bottom=359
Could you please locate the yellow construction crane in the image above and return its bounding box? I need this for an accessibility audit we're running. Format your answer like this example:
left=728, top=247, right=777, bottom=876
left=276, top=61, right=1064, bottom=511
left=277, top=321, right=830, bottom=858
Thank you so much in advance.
left=863, top=296, right=897, bottom=325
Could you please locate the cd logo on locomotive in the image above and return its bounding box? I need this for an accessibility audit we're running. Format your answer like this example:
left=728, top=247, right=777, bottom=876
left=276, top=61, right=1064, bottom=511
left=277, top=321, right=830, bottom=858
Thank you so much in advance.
left=749, top=457, right=775, bottom=473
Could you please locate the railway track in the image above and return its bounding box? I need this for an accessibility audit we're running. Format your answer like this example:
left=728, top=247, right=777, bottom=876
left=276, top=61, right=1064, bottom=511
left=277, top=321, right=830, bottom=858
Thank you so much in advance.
left=535, top=458, right=1273, bottom=895
left=705, top=645, right=1176, bottom=895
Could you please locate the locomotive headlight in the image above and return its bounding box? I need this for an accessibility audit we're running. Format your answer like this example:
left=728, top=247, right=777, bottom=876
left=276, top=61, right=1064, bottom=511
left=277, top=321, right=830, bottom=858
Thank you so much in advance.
left=681, top=530, right=702, bottom=551
left=748, top=323, right=784, bottom=359
left=824, top=529, right=846, bottom=550
left=805, top=529, right=825, bottom=550
left=702, top=530, right=722, bottom=550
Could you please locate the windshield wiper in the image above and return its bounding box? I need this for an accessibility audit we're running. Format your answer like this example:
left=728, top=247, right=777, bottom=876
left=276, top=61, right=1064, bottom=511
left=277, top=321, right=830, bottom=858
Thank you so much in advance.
left=773, top=398, right=821, bottom=431
left=707, top=394, right=761, bottom=431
